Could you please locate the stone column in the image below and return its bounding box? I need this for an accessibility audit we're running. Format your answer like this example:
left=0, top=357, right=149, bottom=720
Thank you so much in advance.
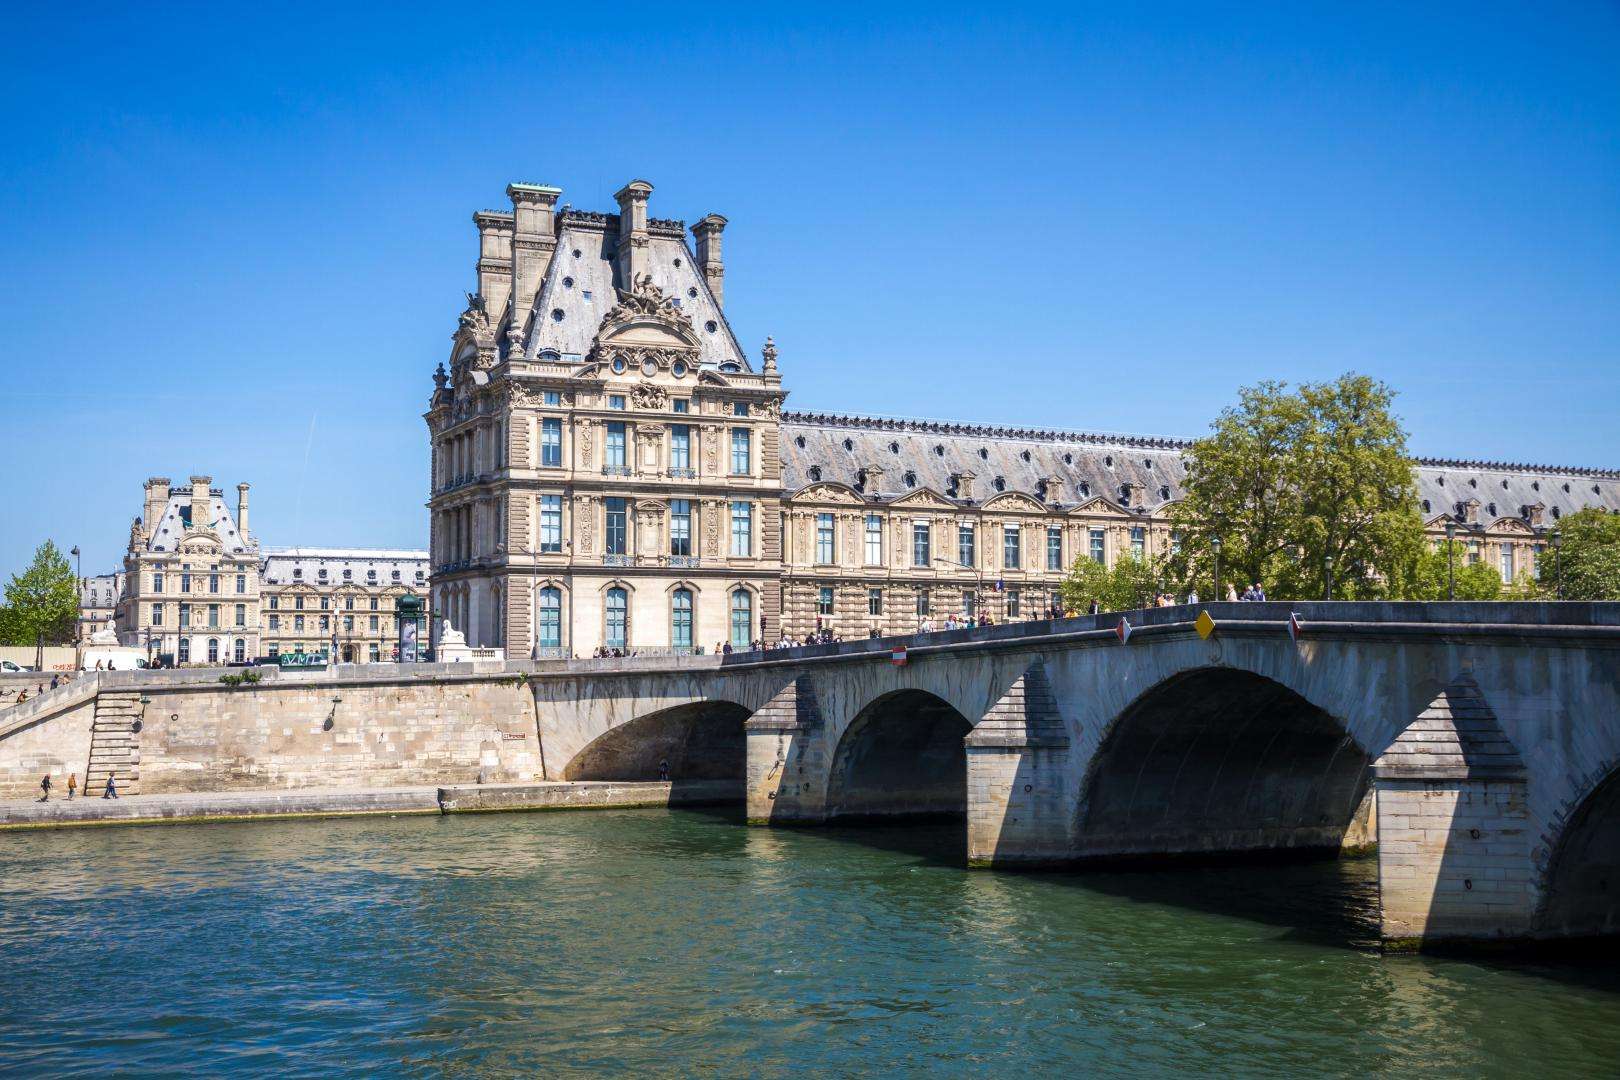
left=745, top=676, right=828, bottom=825
left=1372, top=673, right=1534, bottom=949
left=964, top=660, right=1073, bottom=867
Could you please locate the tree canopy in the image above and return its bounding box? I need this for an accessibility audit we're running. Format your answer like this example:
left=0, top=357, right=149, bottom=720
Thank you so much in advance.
left=1407, top=539, right=1506, bottom=601
left=1545, top=508, right=1620, bottom=600
left=2, top=540, right=80, bottom=664
left=1168, top=373, right=1425, bottom=600
left=1059, top=554, right=1165, bottom=614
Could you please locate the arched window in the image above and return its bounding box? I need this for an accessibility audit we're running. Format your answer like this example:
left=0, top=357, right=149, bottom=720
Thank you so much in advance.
left=605, top=587, right=628, bottom=649
left=233, top=639, right=245, bottom=664
left=177, top=638, right=190, bottom=664
left=537, top=587, right=562, bottom=651
left=207, top=638, right=219, bottom=663
left=730, top=589, right=752, bottom=648
left=671, top=588, right=694, bottom=650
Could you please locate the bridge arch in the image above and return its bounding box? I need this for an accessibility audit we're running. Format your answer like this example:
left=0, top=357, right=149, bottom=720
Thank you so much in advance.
left=825, top=689, right=973, bottom=820
left=1536, top=763, right=1620, bottom=939
left=1077, top=666, right=1374, bottom=859
left=563, top=698, right=752, bottom=784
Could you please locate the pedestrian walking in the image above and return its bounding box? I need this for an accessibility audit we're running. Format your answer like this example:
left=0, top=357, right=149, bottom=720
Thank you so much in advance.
left=103, top=773, right=119, bottom=799
left=67, top=772, right=77, bottom=800
left=38, top=774, right=51, bottom=802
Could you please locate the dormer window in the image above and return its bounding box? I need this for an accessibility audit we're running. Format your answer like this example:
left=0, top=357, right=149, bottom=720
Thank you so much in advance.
left=293, top=569, right=303, bottom=579
left=342, top=569, right=352, bottom=579
left=994, top=477, right=1006, bottom=492
left=904, top=471, right=916, bottom=488
left=807, top=466, right=822, bottom=482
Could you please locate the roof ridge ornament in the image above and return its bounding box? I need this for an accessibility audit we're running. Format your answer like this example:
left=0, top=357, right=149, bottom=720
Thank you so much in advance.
left=762, top=336, right=778, bottom=374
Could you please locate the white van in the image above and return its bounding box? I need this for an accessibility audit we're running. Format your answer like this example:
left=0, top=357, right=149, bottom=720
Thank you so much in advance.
left=81, top=647, right=149, bottom=672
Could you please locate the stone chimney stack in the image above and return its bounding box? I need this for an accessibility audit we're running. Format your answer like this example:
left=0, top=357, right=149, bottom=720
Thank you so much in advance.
left=189, top=475, right=212, bottom=529
left=506, top=183, right=561, bottom=354
left=143, top=477, right=171, bottom=532
left=692, top=214, right=728, bottom=306
left=236, top=482, right=251, bottom=537
left=614, top=179, right=654, bottom=290
left=472, top=210, right=514, bottom=324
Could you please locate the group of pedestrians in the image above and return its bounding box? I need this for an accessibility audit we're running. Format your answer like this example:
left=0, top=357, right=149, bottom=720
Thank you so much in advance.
left=36, top=772, right=117, bottom=802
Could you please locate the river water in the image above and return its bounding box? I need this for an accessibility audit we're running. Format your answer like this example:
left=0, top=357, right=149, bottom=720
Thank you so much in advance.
left=2, top=809, right=1618, bottom=1077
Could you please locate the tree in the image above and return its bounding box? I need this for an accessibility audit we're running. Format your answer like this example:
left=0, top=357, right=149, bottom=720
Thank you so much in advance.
left=1168, top=373, right=1424, bottom=600
left=1407, top=540, right=1504, bottom=601
left=2, top=541, right=80, bottom=668
left=1060, top=554, right=1166, bottom=613
left=1546, top=509, right=1620, bottom=600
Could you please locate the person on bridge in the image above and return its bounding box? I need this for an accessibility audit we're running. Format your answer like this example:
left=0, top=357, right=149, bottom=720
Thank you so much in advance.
left=38, top=774, right=51, bottom=802
left=103, top=773, right=119, bottom=799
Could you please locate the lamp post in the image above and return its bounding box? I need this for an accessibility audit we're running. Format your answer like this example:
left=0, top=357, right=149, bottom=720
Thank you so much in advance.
left=934, top=556, right=987, bottom=622
left=1211, top=536, right=1223, bottom=602
left=1553, top=531, right=1564, bottom=601
left=1444, top=521, right=1457, bottom=601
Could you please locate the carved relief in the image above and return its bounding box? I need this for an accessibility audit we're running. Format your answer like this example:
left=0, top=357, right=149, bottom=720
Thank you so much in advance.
left=702, top=426, right=720, bottom=475
left=578, top=496, right=596, bottom=554
left=704, top=501, right=721, bottom=557
left=631, top=383, right=668, bottom=410
left=579, top=421, right=594, bottom=467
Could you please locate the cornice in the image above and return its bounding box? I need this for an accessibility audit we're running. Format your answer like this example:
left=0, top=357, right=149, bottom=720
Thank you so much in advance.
left=781, top=411, right=1194, bottom=452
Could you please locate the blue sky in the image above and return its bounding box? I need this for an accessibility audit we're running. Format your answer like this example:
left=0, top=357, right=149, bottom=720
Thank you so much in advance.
left=2, top=2, right=1616, bottom=578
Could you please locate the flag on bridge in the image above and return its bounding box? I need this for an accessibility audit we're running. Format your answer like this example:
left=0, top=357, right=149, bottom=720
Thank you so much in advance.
left=1115, top=617, right=1132, bottom=644
left=891, top=645, right=908, bottom=666
left=1287, top=611, right=1303, bottom=642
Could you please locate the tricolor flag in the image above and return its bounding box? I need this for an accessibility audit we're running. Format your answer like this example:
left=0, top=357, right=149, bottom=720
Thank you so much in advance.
left=1287, top=611, right=1303, bottom=642
left=1115, top=617, right=1132, bottom=644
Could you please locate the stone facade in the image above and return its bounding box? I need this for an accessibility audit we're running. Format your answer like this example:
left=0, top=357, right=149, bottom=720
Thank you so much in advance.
left=260, top=548, right=429, bottom=663
left=76, top=571, right=125, bottom=642
left=431, top=179, right=1620, bottom=658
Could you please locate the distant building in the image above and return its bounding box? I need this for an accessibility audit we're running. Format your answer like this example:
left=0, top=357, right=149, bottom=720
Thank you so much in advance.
left=76, top=571, right=125, bottom=642
left=260, top=548, right=429, bottom=663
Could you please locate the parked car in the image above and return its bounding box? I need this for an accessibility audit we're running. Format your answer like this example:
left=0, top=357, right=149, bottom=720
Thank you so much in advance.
left=0, top=660, right=31, bottom=673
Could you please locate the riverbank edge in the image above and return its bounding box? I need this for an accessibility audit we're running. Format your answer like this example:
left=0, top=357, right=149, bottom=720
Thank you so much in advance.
left=0, top=780, right=739, bottom=832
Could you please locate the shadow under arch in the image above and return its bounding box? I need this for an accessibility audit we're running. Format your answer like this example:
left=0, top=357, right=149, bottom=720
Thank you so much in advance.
left=1077, top=666, right=1374, bottom=861
left=1537, top=763, right=1620, bottom=941
left=825, top=689, right=973, bottom=821
left=564, top=700, right=752, bottom=793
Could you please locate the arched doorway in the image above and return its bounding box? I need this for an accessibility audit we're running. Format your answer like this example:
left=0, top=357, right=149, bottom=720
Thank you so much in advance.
left=825, top=690, right=973, bottom=820
left=1538, top=766, right=1620, bottom=939
left=1079, top=668, right=1372, bottom=859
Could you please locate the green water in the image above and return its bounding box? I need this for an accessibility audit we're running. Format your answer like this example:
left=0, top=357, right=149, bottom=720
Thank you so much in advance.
left=2, top=809, right=1618, bottom=1077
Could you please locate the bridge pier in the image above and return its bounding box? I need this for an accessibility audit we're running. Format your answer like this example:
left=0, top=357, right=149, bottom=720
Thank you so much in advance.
left=965, top=662, right=1073, bottom=867
left=745, top=677, right=828, bottom=825
left=1372, top=675, right=1535, bottom=949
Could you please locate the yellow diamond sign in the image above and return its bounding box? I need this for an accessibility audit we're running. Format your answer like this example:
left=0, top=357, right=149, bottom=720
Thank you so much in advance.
left=1194, top=610, right=1216, bottom=640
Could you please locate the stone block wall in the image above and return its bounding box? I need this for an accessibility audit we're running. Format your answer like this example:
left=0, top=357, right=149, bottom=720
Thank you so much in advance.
left=0, top=694, right=96, bottom=798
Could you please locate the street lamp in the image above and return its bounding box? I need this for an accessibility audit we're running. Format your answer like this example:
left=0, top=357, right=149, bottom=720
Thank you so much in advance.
left=1211, top=536, right=1223, bottom=602
left=1553, top=531, right=1564, bottom=601
left=934, top=556, right=988, bottom=622
left=1444, top=521, right=1457, bottom=601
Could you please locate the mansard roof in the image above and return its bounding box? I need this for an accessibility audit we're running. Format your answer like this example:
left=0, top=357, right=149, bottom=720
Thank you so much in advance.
left=261, top=547, right=429, bottom=587
left=145, top=492, right=255, bottom=556
left=782, top=412, right=1187, bottom=512
left=519, top=211, right=748, bottom=372
left=783, top=411, right=1620, bottom=525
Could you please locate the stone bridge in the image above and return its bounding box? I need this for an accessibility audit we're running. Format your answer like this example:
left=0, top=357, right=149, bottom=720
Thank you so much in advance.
left=4, top=601, right=1618, bottom=950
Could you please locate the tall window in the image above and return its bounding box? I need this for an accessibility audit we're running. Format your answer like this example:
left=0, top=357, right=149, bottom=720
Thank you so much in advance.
left=269, top=614, right=280, bottom=630
left=539, top=495, right=563, bottom=553
left=1089, top=528, right=1106, bottom=564
left=180, top=566, right=191, bottom=592
left=670, top=425, right=691, bottom=471
left=236, top=574, right=246, bottom=594
left=1003, top=525, right=1021, bottom=569
left=816, top=514, right=836, bottom=564
left=151, top=603, right=163, bottom=626
left=817, top=586, right=834, bottom=617
left=916, top=590, right=930, bottom=618
left=962, top=591, right=976, bottom=618
left=1047, top=527, right=1063, bottom=571
left=864, top=514, right=883, bottom=566
left=153, top=571, right=164, bottom=592
left=605, top=587, right=628, bottom=648
left=178, top=638, right=190, bottom=663
left=867, top=588, right=883, bottom=616
left=605, top=422, right=627, bottom=469
left=958, top=524, right=975, bottom=568
left=235, top=604, right=246, bottom=627
left=179, top=602, right=191, bottom=629
left=1468, top=541, right=1481, bottom=565
left=912, top=522, right=931, bottom=567
left=730, top=589, right=752, bottom=647
left=670, top=499, right=693, bottom=557
left=541, top=418, right=563, bottom=467
left=234, top=639, right=245, bottom=664
left=207, top=638, right=219, bottom=663
left=605, top=498, right=627, bottom=556
left=1500, top=546, right=1514, bottom=583
left=730, top=428, right=751, bottom=475
left=269, top=595, right=278, bottom=610
left=294, top=615, right=304, bottom=632
left=537, top=587, right=562, bottom=649
left=344, top=616, right=354, bottom=632
left=731, top=501, right=752, bottom=557
left=672, top=588, right=693, bottom=649
left=369, top=616, right=379, bottom=632
left=209, top=573, right=219, bottom=594
left=1007, top=588, right=1021, bottom=619
left=1130, top=526, right=1146, bottom=559
left=543, top=390, right=561, bottom=407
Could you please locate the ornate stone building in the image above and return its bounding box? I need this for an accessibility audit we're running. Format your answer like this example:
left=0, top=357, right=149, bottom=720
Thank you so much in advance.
left=260, top=548, right=429, bottom=662
left=429, top=179, right=1620, bottom=657
left=77, top=571, right=126, bottom=643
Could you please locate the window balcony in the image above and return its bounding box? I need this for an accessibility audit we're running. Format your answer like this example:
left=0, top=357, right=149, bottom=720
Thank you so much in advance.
left=601, top=465, right=632, bottom=477
left=667, top=467, right=696, bottom=479
left=534, top=646, right=569, bottom=659
left=669, top=555, right=701, bottom=569
left=602, top=554, right=632, bottom=567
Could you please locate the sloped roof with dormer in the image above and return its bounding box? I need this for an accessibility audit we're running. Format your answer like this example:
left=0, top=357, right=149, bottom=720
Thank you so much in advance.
left=518, top=212, right=749, bottom=372
left=145, top=492, right=256, bottom=555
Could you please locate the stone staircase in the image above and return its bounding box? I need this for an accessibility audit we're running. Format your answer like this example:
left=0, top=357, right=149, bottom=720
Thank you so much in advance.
left=85, top=690, right=142, bottom=796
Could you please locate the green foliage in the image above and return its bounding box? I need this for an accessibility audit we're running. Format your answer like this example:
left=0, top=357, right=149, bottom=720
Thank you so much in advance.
left=1060, top=554, right=1167, bottom=613
left=218, top=671, right=263, bottom=688
left=2, top=541, right=79, bottom=650
left=1546, top=509, right=1620, bottom=600
left=1407, top=540, right=1504, bottom=601
left=1168, top=373, right=1424, bottom=600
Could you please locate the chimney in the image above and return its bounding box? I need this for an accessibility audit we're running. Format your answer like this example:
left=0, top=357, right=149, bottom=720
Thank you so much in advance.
left=236, top=482, right=251, bottom=537
left=614, top=179, right=654, bottom=290
left=692, top=214, right=728, bottom=306
left=189, top=475, right=211, bottom=530
left=143, top=477, right=171, bottom=533
left=472, top=210, right=514, bottom=326
left=506, top=183, right=561, bottom=353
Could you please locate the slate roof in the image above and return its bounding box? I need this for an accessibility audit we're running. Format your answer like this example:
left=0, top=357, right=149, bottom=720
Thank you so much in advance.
left=146, top=493, right=255, bottom=555
left=781, top=411, right=1620, bottom=523
left=519, top=212, right=748, bottom=371
left=261, top=548, right=429, bottom=588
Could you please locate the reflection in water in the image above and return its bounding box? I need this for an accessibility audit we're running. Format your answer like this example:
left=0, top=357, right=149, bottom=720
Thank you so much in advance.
left=2, top=810, right=1619, bottom=1076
